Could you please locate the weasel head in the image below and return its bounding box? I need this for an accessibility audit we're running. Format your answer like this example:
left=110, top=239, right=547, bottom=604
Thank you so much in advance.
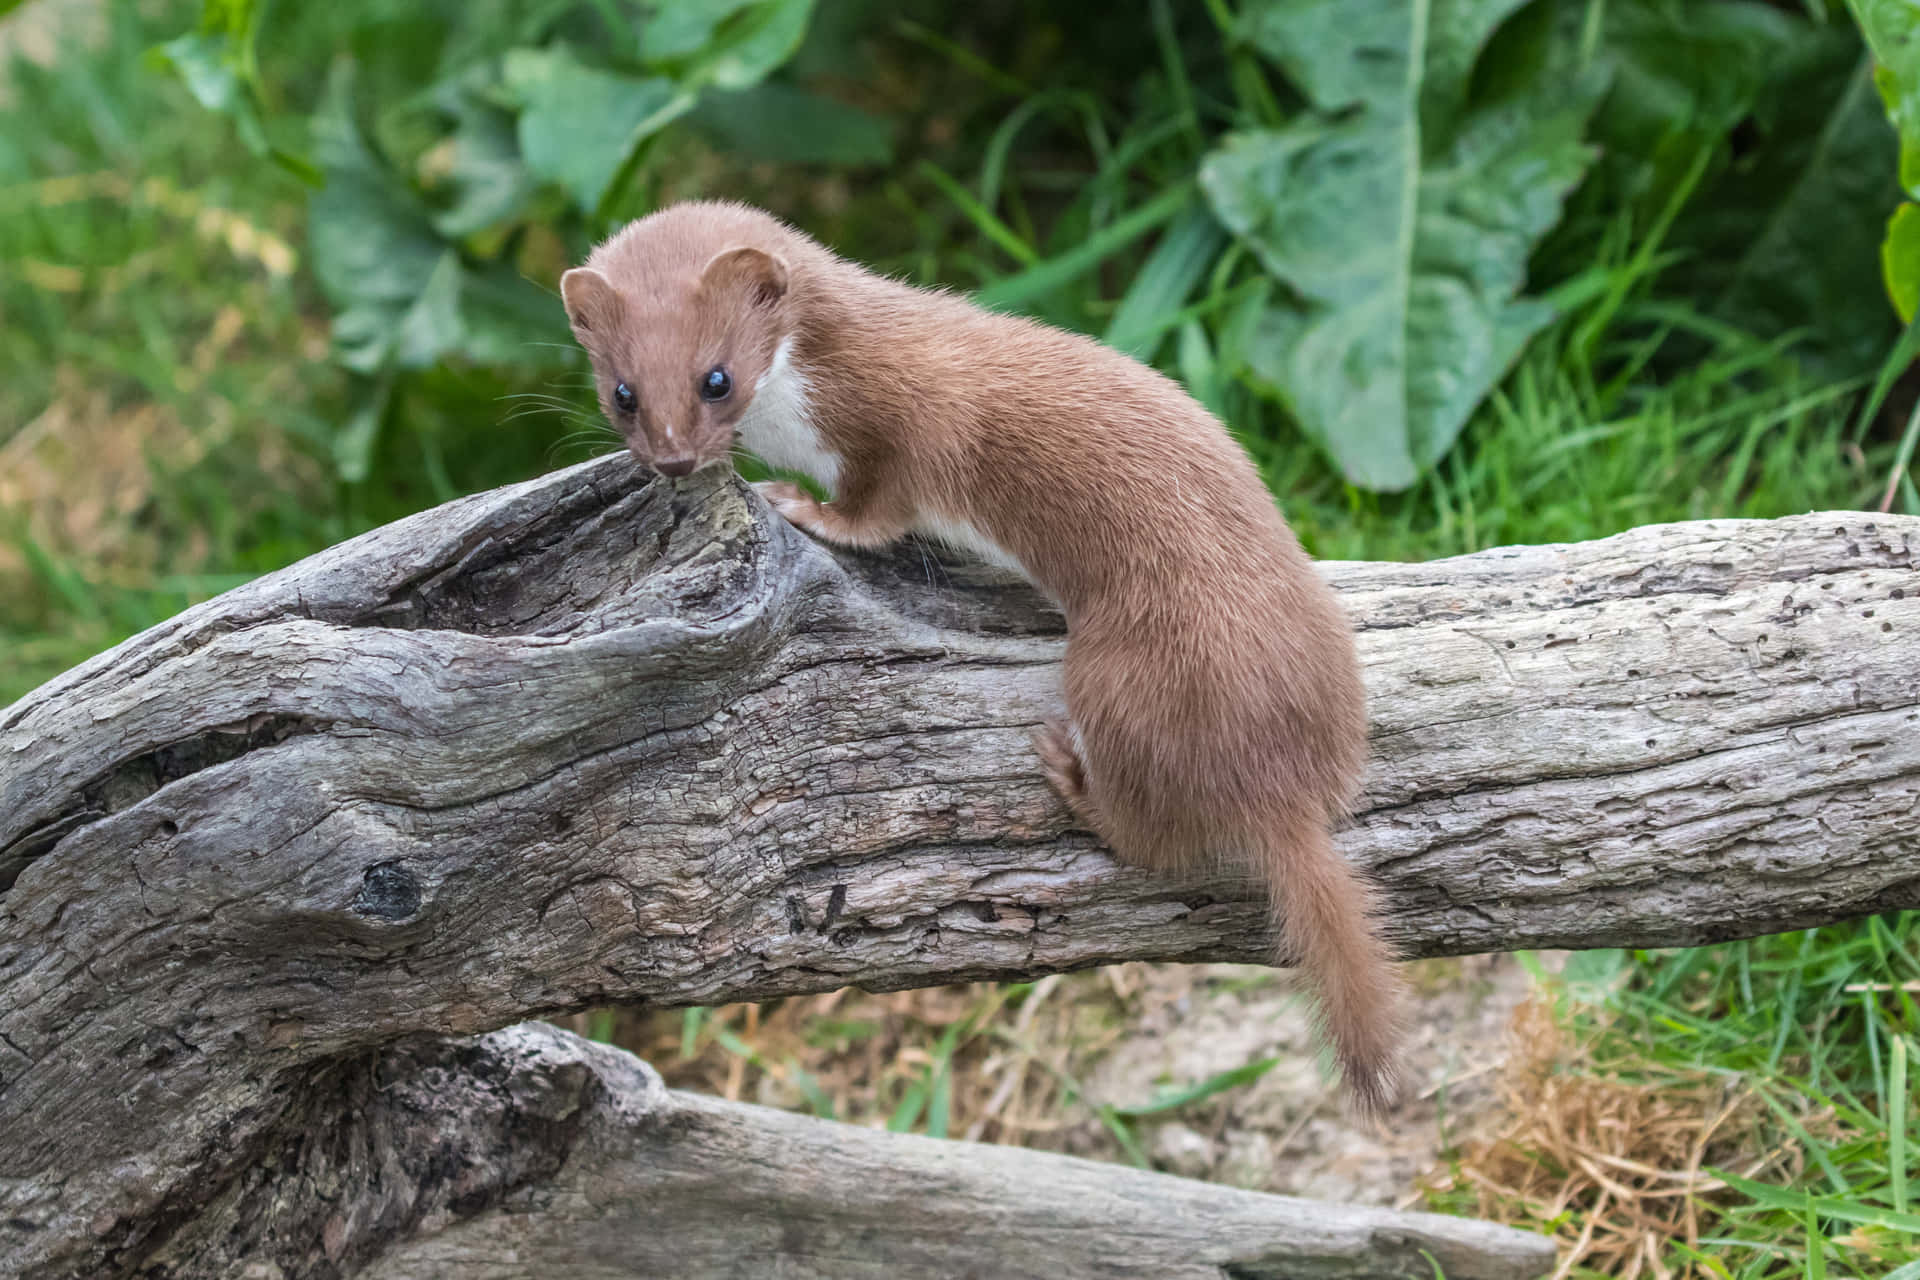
left=561, top=236, right=793, bottom=479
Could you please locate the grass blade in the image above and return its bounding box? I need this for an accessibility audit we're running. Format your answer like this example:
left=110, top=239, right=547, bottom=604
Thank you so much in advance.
left=1094, top=1104, right=1153, bottom=1169
left=916, top=160, right=1036, bottom=266
left=788, top=1063, right=836, bottom=1120
left=887, top=1079, right=927, bottom=1133
left=977, top=181, right=1195, bottom=311
left=925, top=1019, right=966, bottom=1140
left=1893, top=1036, right=1910, bottom=1215
left=1849, top=308, right=1920, bottom=442
left=1109, top=1055, right=1281, bottom=1118
left=1103, top=205, right=1225, bottom=359
left=1712, top=1169, right=1920, bottom=1234
left=1878, top=396, right=1920, bottom=513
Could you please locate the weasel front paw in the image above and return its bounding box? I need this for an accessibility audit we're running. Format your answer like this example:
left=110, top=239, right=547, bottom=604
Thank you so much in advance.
left=754, top=480, right=827, bottom=533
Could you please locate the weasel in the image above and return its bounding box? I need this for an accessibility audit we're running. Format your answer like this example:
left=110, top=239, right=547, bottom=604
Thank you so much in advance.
left=560, top=201, right=1405, bottom=1113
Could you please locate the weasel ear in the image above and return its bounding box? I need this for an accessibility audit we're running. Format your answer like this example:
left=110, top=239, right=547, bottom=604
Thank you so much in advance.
left=560, top=267, right=624, bottom=340
left=700, top=246, right=789, bottom=310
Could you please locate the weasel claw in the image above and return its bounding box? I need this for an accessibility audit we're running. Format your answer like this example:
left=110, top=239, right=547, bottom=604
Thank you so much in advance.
left=753, top=480, right=822, bottom=528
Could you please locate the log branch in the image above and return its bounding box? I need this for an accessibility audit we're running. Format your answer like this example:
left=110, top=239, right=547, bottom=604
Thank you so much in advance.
left=134, top=1020, right=1554, bottom=1280
left=3, top=454, right=1916, bottom=1276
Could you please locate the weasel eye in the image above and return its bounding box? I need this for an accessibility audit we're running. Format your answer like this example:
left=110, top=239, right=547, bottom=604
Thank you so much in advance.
left=700, top=367, right=732, bottom=402
left=613, top=382, right=637, bottom=415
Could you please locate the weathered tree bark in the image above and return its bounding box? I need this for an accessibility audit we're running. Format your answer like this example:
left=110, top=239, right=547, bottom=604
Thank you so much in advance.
left=2, top=453, right=1915, bottom=1278
left=129, top=1020, right=1553, bottom=1280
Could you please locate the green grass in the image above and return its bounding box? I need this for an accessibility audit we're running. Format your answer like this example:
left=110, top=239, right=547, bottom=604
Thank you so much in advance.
left=1257, top=326, right=1883, bottom=566
left=1491, top=922, right=1920, bottom=1278
left=1, top=5, right=1916, bottom=1275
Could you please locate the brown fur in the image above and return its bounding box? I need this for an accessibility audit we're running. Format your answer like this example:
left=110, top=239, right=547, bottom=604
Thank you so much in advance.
left=562, top=201, right=1407, bottom=1115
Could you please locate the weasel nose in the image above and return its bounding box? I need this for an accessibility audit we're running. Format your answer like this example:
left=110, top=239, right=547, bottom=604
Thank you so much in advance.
left=654, top=457, right=696, bottom=478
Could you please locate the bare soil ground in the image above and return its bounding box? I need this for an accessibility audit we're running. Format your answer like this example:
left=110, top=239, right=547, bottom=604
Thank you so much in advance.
left=594, top=953, right=1555, bottom=1209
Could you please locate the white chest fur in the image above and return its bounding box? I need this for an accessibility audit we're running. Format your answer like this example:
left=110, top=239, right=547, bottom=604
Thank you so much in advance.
left=735, top=337, right=1029, bottom=581
left=734, top=337, right=840, bottom=491
left=913, top=511, right=1028, bottom=576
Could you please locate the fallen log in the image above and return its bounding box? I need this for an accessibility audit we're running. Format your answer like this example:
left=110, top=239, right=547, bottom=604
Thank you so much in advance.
left=2, top=453, right=1915, bottom=1276
left=132, top=1020, right=1554, bottom=1280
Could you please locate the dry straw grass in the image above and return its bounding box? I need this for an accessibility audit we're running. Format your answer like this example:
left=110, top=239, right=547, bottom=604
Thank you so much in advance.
left=1426, top=999, right=1819, bottom=1280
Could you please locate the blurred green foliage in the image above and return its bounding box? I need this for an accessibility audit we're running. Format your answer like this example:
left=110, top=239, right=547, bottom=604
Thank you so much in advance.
left=1, top=0, right=1912, bottom=697
left=156, top=0, right=1909, bottom=492
left=161, top=0, right=861, bottom=480
left=1852, top=0, right=1920, bottom=320
left=2, top=0, right=1915, bottom=698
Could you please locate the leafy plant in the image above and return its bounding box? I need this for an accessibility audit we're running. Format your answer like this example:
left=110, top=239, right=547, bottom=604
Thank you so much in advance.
left=155, top=0, right=1912, bottom=494
left=1852, top=0, right=1920, bottom=315
left=918, top=0, right=1900, bottom=492
left=154, top=0, right=319, bottom=182
left=1201, top=0, right=1605, bottom=490
left=1610, top=2, right=1898, bottom=380
left=159, top=0, right=888, bottom=478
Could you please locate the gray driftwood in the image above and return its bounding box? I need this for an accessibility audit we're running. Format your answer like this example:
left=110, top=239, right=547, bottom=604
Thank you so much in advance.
left=2, top=452, right=1916, bottom=1278
left=128, top=1020, right=1550, bottom=1280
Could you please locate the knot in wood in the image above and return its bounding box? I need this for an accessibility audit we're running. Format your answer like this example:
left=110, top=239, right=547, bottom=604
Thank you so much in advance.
left=352, top=860, right=423, bottom=921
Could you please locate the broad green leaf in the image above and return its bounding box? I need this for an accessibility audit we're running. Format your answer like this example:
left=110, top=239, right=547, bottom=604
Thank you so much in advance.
left=457, top=261, right=569, bottom=366
left=502, top=46, right=682, bottom=211
left=1240, top=0, right=1414, bottom=111
left=333, top=376, right=393, bottom=485
left=1569, top=0, right=1793, bottom=232
left=206, top=0, right=314, bottom=178
left=156, top=32, right=242, bottom=113
left=153, top=25, right=317, bottom=182
left=1597, top=1, right=1798, bottom=162
left=704, top=0, right=816, bottom=91
left=333, top=251, right=564, bottom=373
left=422, top=75, right=536, bottom=239
left=641, top=0, right=815, bottom=91
left=688, top=83, right=892, bottom=165
left=309, top=64, right=445, bottom=371
left=393, top=251, right=466, bottom=370
left=310, top=66, right=563, bottom=378
left=1882, top=60, right=1920, bottom=197
left=1852, top=0, right=1920, bottom=322
left=1884, top=202, right=1920, bottom=322
left=1853, top=0, right=1920, bottom=196
left=1674, top=30, right=1900, bottom=375
left=1418, top=0, right=1537, bottom=141
left=1205, top=0, right=1601, bottom=490
left=642, top=0, right=762, bottom=62
left=1242, top=0, right=1533, bottom=135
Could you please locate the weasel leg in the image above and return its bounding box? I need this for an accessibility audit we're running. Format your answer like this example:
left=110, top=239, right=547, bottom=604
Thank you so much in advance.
left=755, top=480, right=907, bottom=551
left=1034, top=719, right=1116, bottom=845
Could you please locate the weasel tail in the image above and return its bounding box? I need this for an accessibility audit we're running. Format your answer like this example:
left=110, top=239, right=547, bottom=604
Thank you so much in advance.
left=1260, top=822, right=1405, bottom=1116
